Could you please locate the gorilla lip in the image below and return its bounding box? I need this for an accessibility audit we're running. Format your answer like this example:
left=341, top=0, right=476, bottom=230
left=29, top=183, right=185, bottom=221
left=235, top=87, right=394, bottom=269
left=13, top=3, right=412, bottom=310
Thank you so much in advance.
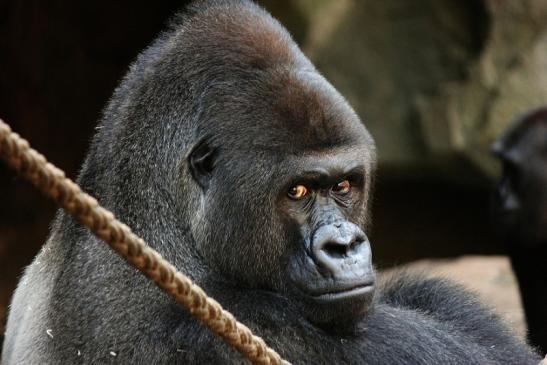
left=311, top=282, right=375, bottom=302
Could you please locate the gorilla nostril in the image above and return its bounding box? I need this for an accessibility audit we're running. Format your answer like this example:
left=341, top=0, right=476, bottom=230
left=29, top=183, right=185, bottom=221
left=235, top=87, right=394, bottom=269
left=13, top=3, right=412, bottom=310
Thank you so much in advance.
left=322, top=238, right=364, bottom=259
left=350, top=239, right=361, bottom=251
left=323, top=242, right=348, bottom=258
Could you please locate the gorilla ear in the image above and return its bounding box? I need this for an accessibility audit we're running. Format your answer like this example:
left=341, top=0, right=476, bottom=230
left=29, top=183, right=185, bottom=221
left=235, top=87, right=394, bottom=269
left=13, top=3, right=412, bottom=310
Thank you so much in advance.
left=189, top=140, right=217, bottom=189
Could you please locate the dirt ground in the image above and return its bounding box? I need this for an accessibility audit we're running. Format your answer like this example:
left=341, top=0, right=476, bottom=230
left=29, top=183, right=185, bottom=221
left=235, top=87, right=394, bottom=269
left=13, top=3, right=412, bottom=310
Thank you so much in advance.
left=384, top=255, right=527, bottom=338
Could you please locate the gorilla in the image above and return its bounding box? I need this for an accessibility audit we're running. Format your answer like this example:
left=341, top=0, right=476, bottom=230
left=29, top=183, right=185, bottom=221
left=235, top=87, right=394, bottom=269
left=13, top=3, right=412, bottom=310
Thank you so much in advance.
left=2, top=1, right=540, bottom=364
left=492, top=106, right=547, bottom=356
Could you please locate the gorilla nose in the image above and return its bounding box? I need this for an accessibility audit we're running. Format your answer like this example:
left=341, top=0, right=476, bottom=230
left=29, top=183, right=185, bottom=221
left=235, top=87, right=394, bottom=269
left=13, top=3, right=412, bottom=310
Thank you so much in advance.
left=311, top=223, right=371, bottom=276
left=320, top=234, right=361, bottom=258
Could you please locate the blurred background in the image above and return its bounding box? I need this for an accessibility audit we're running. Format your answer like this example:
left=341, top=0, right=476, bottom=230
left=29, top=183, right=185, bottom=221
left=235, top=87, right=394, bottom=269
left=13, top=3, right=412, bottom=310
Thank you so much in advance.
left=2, top=0, right=547, bottom=346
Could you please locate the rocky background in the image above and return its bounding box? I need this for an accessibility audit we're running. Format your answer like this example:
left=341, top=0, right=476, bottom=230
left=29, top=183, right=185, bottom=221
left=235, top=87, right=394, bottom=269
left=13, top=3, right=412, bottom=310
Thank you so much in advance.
left=2, top=0, right=546, bottom=347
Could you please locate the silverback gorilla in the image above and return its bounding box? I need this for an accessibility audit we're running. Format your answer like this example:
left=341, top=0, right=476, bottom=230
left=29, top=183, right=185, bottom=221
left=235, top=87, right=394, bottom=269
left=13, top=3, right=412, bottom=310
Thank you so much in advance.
left=492, top=106, right=547, bottom=356
left=2, top=1, right=540, bottom=364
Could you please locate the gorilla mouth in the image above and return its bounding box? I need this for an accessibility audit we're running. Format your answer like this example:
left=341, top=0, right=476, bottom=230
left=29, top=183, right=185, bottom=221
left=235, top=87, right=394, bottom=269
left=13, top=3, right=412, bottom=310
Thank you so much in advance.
left=310, top=281, right=375, bottom=303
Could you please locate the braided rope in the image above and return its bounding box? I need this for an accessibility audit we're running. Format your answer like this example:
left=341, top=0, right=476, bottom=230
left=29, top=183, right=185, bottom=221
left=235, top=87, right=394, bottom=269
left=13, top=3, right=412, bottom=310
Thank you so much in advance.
left=0, top=119, right=290, bottom=365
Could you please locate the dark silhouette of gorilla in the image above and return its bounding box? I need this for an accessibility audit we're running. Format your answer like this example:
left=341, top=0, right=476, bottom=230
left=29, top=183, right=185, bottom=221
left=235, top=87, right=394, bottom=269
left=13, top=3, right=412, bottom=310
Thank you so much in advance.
left=492, top=106, right=547, bottom=356
left=2, top=1, right=540, bottom=364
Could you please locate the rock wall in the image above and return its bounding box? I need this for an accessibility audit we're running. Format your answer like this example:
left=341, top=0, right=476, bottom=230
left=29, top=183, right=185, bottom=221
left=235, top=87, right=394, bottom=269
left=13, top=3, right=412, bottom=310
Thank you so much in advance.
left=296, top=0, right=547, bottom=184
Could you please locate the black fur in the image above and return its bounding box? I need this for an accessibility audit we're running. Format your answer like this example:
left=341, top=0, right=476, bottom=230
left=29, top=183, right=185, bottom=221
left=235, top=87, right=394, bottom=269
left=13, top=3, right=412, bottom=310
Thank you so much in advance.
left=492, top=106, right=547, bottom=355
left=2, top=1, right=540, bottom=364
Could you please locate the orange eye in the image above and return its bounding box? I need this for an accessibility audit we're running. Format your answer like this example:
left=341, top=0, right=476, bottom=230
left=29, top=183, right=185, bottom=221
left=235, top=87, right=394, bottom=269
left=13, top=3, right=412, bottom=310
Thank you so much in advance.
left=288, top=184, right=308, bottom=200
left=333, top=180, right=351, bottom=194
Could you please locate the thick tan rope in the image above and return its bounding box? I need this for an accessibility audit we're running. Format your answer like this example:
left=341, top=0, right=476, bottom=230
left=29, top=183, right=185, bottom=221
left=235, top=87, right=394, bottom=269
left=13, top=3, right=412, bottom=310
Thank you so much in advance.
left=0, top=119, right=290, bottom=365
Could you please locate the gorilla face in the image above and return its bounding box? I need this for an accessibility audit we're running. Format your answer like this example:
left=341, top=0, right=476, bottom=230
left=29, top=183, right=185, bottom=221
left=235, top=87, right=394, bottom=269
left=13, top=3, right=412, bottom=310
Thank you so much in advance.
left=280, top=151, right=376, bottom=326
left=188, top=67, right=376, bottom=327
left=492, top=107, right=547, bottom=245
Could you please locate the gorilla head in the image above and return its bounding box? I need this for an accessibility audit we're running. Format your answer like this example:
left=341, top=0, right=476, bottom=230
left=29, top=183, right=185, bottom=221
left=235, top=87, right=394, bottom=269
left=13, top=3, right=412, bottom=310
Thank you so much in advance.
left=181, top=3, right=377, bottom=326
left=491, top=106, right=547, bottom=245
left=83, top=0, right=375, bottom=328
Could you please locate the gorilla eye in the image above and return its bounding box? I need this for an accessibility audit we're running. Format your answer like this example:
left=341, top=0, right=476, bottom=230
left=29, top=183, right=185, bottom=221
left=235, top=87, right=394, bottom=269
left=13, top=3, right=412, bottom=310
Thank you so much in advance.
left=288, top=185, right=308, bottom=200
left=332, top=180, right=351, bottom=194
left=189, top=140, right=217, bottom=189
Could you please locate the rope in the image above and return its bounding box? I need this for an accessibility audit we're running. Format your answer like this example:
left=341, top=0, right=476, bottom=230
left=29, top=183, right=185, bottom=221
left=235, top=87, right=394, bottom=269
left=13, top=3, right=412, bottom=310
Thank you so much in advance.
left=0, top=119, right=290, bottom=365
